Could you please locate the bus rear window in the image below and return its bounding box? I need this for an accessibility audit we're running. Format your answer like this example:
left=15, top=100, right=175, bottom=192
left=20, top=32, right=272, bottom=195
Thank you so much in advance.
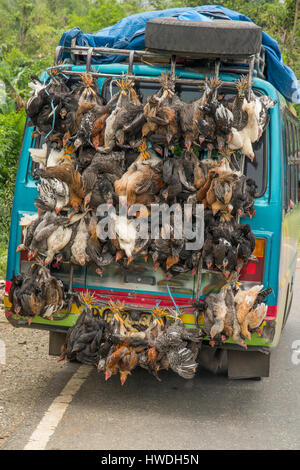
left=244, top=129, right=268, bottom=197
left=101, top=79, right=268, bottom=198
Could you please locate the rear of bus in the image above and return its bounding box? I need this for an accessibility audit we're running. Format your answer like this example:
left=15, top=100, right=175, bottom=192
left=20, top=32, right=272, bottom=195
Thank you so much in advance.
left=4, top=63, right=293, bottom=377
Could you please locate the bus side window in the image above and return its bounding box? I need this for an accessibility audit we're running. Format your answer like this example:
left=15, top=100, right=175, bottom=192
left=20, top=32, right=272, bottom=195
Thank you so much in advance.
left=284, top=117, right=290, bottom=211
left=297, top=127, right=300, bottom=203
left=292, top=122, right=298, bottom=204
left=294, top=124, right=298, bottom=205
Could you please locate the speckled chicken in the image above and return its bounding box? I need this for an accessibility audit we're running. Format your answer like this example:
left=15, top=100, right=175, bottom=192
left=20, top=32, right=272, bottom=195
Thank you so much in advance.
left=153, top=319, right=202, bottom=379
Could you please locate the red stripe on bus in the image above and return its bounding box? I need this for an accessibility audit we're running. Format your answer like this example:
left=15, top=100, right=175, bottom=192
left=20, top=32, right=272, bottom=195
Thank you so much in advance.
left=5, top=280, right=278, bottom=318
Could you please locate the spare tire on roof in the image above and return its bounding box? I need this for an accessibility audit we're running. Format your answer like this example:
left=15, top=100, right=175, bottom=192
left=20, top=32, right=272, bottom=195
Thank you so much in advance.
left=145, top=18, right=262, bottom=58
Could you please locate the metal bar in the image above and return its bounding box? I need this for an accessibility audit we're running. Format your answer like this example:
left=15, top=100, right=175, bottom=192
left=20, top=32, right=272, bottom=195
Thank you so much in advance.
left=247, top=54, right=255, bottom=101
left=213, top=58, right=221, bottom=100
left=50, top=263, right=75, bottom=322
left=54, top=68, right=240, bottom=88
left=59, top=45, right=258, bottom=63
left=54, top=46, right=63, bottom=65
left=67, top=263, right=74, bottom=316
left=70, top=38, right=79, bottom=65
left=62, top=45, right=173, bottom=59
left=236, top=153, right=246, bottom=224
left=195, top=255, right=203, bottom=299
left=240, top=153, right=245, bottom=173
left=128, top=50, right=135, bottom=75
left=86, top=47, right=94, bottom=73
left=214, top=58, right=220, bottom=80
left=170, top=54, right=177, bottom=80
left=219, top=67, right=256, bottom=75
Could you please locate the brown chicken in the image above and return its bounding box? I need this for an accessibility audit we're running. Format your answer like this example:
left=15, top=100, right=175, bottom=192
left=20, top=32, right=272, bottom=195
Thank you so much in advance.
left=91, top=108, right=111, bottom=149
left=104, top=340, right=139, bottom=385
left=205, top=170, right=237, bottom=216
left=196, top=169, right=217, bottom=203
left=105, top=345, right=124, bottom=380
left=114, top=159, right=164, bottom=206
left=234, top=285, right=265, bottom=341
left=143, top=105, right=179, bottom=146
left=142, top=71, right=178, bottom=137
left=118, top=347, right=139, bottom=385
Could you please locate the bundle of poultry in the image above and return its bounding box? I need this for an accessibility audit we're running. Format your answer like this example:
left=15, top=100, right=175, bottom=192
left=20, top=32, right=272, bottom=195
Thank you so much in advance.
left=20, top=158, right=258, bottom=281
left=59, top=283, right=273, bottom=382
left=152, top=318, right=203, bottom=379
left=97, top=305, right=203, bottom=383
left=202, top=220, right=256, bottom=278
left=22, top=69, right=268, bottom=297
left=7, top=264, right=66, bottom=324
left=59, top=293, right=202, bottom=383
left=195, top=157, right=257, bottom=218
left=196, top=284, right=273, bottom=348
left=26, top=68, right=276, bottom=162
left=60, top=292, right=107, bottom=365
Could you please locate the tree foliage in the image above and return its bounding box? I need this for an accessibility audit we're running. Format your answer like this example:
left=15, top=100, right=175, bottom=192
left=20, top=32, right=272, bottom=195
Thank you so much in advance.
left=0, top=0, right=298, bottom=245
left=0, top=0, right=297, bottom=88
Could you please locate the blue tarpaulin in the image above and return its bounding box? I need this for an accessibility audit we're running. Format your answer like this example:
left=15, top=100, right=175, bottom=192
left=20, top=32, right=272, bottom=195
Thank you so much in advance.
left=59, top=5, right=300, bottom=104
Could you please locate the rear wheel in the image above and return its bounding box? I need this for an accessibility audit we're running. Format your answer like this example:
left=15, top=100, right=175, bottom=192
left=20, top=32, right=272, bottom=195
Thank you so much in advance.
left=49, top=331, right=67, bottom=356
left=282, top=280, right=294, bottom=330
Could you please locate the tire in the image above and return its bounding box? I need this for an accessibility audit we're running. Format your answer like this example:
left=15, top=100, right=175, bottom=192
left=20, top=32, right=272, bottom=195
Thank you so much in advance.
left=282, top=283, right=293, bottom=330
left=145, top=18, right=262, bottom=58
left=49, top=331, right=67, bottom=356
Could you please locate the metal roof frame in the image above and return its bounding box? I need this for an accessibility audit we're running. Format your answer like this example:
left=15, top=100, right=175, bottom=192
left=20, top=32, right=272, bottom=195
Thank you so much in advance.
left=54, top=44, right=261, bottom=97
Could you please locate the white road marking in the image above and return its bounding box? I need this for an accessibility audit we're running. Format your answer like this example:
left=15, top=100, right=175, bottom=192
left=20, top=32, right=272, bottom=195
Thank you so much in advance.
left=23, top=365, right=92, bottom=450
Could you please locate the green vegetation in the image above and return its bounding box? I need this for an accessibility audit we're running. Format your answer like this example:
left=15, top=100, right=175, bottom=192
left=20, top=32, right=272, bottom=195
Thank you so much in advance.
left=0, top=0, right=299, bottom=277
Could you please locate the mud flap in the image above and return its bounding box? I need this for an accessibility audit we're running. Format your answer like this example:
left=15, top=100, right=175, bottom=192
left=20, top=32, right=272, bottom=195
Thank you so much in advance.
left=49, top=331, right=67, bottom=356
left=227, top=349, right=270, bottom=379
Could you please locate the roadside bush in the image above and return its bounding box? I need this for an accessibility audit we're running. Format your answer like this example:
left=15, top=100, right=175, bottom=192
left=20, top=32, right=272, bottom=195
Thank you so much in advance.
left=0, top=109, right=25, bottom=182
left=0, top=109, right=26, bottom=277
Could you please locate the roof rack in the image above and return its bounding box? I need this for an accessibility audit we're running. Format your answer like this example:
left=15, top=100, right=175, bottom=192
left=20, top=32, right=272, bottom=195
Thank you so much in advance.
left=54, top=43, right=265, bottom=95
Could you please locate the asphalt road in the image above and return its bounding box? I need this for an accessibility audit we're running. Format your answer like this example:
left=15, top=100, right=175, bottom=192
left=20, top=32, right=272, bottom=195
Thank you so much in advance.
left=3, top=271, right=300, bottom=451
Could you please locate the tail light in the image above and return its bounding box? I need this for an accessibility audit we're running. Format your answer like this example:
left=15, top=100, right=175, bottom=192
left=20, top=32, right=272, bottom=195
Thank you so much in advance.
left=5, top=280, right=12, bottom=297
left=239, top=238, right=266, bottom=283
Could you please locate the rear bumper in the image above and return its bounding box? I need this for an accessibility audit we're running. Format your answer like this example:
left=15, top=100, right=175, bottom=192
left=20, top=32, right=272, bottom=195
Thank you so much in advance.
left=4, top=284, right=277, bottom=348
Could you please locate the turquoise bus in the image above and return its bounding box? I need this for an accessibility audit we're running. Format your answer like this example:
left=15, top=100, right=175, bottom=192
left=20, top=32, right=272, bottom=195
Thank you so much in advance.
left=4, top=44, right=300, bottom=379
